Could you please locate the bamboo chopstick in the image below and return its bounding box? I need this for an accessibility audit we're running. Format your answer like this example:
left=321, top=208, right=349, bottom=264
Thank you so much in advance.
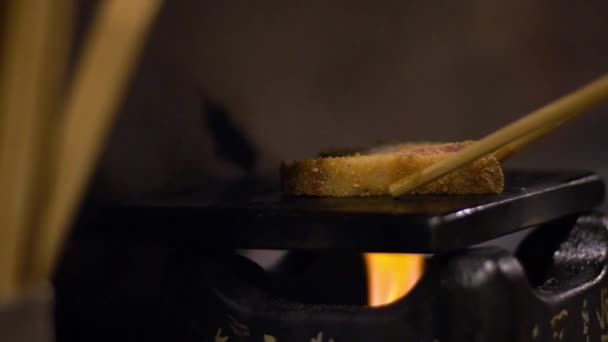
left=21, top=0, right=163, bottom=286
left=0, top=0, right=73, bottom=299
left=493, top=114, right=572, bottom=161
left=16, top=0, right=76, bottom=292
left=389, top=73, right=608, bottom=197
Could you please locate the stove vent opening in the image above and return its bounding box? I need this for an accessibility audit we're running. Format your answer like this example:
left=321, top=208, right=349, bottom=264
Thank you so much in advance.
left=243, top=250, right=425, bottom=306
left=516, top=215, right=607, bottom=293
left=364, top=253, right=425, bottom=307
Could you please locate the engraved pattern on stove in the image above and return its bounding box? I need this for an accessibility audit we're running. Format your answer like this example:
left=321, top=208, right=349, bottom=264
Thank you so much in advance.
left=550, top=309, right=568, bottom=340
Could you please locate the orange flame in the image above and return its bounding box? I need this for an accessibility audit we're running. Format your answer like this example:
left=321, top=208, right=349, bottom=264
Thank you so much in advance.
left=364, top=253, right=424, bottom=307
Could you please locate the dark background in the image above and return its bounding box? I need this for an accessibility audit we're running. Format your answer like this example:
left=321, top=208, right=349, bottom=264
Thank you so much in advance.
left=47, top=4, right=608, bottom=338
left=78, top=1, right=607, bottom=211
left=45, top=5, right=608, bottom=336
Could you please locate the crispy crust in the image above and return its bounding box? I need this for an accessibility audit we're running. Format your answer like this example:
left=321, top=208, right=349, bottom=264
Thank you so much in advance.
left=280, top=142, right=504, bottom=196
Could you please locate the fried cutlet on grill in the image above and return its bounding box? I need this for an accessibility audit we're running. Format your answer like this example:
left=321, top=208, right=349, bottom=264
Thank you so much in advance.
left=280, top=141, right=504, bottom=196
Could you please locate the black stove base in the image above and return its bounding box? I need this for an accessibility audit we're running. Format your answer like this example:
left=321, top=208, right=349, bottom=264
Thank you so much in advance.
left=54, top=213, right=608, bottom=342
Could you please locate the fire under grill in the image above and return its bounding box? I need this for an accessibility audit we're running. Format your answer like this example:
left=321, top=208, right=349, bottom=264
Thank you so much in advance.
left=54, top=170, right=608, bottom=342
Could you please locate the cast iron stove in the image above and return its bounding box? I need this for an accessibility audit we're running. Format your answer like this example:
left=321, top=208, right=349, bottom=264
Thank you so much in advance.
left=55, top=170, right=608, bottom=342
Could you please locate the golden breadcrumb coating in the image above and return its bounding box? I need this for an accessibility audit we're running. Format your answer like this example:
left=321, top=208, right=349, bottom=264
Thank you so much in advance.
left=281, top=141, right=504, bottom=196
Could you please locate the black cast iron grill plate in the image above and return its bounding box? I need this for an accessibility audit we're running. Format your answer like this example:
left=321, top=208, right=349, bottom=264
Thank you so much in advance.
left=75, top=170, right=604, bottom=253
